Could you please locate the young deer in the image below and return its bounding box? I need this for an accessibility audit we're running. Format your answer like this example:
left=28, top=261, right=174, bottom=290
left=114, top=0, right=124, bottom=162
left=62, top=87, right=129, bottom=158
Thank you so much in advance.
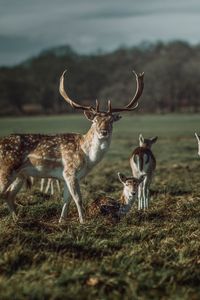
left=0, top=70, right=144, bottom=223
left=89, top=173, right=146, bottom=218
left=195, top=133, right=200, bottom=156
left=130, top=134, right=158, bottom=210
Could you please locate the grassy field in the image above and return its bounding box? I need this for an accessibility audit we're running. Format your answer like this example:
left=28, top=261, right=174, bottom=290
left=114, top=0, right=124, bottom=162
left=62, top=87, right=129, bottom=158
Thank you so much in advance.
left=0, top=113, right=199, bottom=300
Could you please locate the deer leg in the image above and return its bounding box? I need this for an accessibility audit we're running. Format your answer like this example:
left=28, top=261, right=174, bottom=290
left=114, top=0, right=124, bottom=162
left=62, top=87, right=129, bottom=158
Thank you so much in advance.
left=50, top=180, right=54, bottom=195
left=63, top=172, right=84, bottom=224
left=138, top=183, right=142, bottom=210
left=142, top=181, right=145, bottom=210
left=146, top=183, right=150, bottom=209
left=146, top=176, right=152, bottom=209
left=45, top=178, right=51, bottom=194
left=56, top=180, right=61, bottom=194
left=142, top=176, right=147, bottom=210
left=138, top=186, right=141, bottom=210
left=0, top=177, right=12, bottom=196
left=40, top=178, right=45, bottom=192
left=144, top=176, right=151, bottom=209
left=59, top=184, right=71, bottom=223
left=5, top=177, right=24, bottom=220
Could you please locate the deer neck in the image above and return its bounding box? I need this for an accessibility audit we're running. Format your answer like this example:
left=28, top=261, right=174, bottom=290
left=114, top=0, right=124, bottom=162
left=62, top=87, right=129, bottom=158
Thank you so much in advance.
left=81, top=125, right=111, bottom=166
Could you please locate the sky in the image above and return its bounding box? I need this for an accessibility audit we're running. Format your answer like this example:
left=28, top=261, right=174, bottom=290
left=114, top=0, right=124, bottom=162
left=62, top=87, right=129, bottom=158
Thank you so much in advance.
left=1, top=0, right=200, bottom=66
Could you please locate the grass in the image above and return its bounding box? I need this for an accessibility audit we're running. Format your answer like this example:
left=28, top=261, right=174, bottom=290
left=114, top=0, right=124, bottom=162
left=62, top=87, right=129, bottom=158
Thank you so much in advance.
left=0, top=113, right=199, bottom=300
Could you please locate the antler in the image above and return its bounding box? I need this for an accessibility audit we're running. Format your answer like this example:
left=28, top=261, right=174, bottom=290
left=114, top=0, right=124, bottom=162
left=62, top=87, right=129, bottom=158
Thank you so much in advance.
left=59, top=70, right=96, bottom=112
left=59, top=69, right=144, bottom=114
left=107, top=71, right=144, bottom=113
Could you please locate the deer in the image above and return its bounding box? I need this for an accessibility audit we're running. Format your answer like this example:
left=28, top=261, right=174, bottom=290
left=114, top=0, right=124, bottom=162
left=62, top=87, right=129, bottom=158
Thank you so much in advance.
left=130, top=134, right=158, bottom=210
left=88, top=173, right=146, bottom=219
left=195, top=133, right=200, bottom=156
left=0, top=70, right=144, bottom=223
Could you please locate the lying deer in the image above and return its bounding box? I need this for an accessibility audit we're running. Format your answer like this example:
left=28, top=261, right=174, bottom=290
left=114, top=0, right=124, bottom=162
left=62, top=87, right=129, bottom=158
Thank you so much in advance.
left=130, top=134, right=157, bottom=210
left=195, top=133, right=200, bottom=156
left=88, top=173, right=146, bottom=218
left=0, top=70, right=144, bottom=223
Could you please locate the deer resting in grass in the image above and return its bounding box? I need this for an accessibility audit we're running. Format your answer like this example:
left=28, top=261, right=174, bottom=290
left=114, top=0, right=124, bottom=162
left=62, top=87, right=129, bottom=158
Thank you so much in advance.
left=89, top=173, right=146, bottom=218
left=130, top=134, right=157, bottom=210
left=0, top=70, right=144, bottom=223
left=195, top=133, right=200, bottom=156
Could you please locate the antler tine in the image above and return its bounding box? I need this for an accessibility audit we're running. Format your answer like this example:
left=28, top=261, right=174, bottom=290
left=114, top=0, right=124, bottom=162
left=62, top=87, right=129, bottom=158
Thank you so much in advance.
left=107, top=100, right=112, bottom=113
left=126, top=71, right=144, bottom=108
left=111, top=71, right=144, bottom=113
left=59, top=70, right=95, bottom=111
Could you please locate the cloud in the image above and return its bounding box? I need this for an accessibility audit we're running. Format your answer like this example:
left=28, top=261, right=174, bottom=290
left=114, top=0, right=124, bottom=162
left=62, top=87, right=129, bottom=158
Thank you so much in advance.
left=0, top=0, right=200, bottom=65
left=0, top=34, right=45, bottom=65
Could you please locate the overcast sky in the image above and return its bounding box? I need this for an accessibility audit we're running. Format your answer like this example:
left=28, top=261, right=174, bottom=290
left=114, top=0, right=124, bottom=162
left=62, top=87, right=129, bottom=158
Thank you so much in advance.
left=1, top=0, right=200, bottom=66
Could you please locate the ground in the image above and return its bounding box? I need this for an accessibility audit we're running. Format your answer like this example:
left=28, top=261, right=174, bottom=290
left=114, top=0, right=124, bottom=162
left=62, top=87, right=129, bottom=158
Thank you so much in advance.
left=0, top=114, right=199, bottom=300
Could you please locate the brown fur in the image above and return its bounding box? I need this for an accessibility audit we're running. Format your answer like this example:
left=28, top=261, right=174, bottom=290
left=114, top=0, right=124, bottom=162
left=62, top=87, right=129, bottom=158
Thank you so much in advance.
left=88, top=196, right=120, bottom=218
left=131, top=147, right=156, bottom=171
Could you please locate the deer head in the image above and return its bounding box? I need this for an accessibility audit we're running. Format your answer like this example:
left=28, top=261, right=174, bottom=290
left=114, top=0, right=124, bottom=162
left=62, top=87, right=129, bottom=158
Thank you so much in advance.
left=139, top=134, right=158, bottom=149
left=117, top=172, right=146, bottom=205
left=59, top=70, right=144, bottom=139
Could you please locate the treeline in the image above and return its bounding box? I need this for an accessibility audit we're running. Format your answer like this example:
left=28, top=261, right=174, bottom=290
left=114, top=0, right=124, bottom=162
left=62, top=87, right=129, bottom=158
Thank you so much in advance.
left=0, top=41, right=200, bottom=115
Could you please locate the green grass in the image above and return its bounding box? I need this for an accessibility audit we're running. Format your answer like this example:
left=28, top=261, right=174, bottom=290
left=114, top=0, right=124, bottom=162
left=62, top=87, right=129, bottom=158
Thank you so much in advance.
left=0, top=113, right=200, bottom=300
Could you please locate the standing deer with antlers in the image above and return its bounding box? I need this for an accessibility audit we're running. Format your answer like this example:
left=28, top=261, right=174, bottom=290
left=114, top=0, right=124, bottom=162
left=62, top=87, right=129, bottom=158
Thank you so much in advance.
left=0, top=70, right=144, bottom=223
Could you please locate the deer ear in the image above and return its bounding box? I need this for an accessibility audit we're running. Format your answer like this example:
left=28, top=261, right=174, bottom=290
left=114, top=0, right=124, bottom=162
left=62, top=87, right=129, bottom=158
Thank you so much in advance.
left=150, top=136, right=158, bottom=144
left=117, top=172, right=126, bottom=184
left=195, top=133, right=200, bottom=142
left=139, top=134, right=144, bottom=144
left=84, top=110, right=95, bottom=121
left=113, top=114, right=122, bottom=122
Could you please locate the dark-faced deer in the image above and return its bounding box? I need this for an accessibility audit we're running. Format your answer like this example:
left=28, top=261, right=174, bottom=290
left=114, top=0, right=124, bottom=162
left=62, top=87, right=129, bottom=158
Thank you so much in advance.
left=0, top=70, right=144, bottom=223
left=130, top=134, right=157, bottom=210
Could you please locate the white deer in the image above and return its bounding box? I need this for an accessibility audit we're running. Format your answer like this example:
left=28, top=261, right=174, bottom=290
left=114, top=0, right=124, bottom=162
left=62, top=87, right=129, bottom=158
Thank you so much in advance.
left=195, top=133, right=200, bottom=156
left=130, top=134, right=157, bottom=210
left=0, top=70, right=144, bottom=223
